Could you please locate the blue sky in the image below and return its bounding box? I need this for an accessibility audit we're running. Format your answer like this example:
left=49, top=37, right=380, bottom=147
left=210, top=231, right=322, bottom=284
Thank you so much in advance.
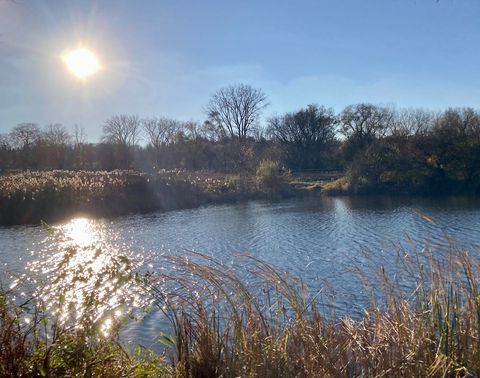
left=1, top=0, right=479, bottom=140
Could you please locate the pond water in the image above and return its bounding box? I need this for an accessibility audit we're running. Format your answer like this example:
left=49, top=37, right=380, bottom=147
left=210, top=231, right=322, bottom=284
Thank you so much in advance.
left=1, top=194, right=480, bottom=349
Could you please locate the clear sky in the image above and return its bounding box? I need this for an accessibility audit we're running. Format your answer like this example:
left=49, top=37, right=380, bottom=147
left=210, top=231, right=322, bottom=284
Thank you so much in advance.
left=1, top=0, right=479, bottom=140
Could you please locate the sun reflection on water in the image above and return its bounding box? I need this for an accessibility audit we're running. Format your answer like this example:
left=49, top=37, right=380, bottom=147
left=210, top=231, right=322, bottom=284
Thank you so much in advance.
left=23, top=217, right=148, bottom=338
left=60, top=217, right=97, bottom=247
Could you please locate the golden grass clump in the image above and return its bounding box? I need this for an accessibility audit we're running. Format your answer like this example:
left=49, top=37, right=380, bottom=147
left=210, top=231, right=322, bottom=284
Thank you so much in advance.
left=321, top=176, right=352, bottom=195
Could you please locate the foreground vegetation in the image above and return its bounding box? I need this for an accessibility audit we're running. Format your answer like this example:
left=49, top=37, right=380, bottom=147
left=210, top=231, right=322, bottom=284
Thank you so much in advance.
left=3, top=230, right=480, bottom=376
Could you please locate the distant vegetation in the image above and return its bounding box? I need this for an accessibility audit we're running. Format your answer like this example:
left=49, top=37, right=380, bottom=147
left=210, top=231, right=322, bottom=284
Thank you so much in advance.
left=0, top=169, right=293, bottom=225
left=1, top=83, right=480, bottom=195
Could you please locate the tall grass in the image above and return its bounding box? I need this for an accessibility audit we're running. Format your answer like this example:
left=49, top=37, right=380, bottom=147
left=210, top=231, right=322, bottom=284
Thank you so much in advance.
left=3, top=239, right=480, bottom=376
left=144, top=247, right=480, bottom=377
left=0, top=169, right=268, bottom=225
left=0, top=287, right=169, bottom=377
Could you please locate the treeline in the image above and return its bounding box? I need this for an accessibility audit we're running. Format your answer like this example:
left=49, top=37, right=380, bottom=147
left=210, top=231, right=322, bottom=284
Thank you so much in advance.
left=0, top=119, right=279, bottom=172
left=1, top=83, right=480, bottom=194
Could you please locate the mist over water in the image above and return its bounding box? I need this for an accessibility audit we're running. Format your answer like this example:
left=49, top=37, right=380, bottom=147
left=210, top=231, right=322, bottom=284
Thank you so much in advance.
left=1, top=195, right=480, bottom=349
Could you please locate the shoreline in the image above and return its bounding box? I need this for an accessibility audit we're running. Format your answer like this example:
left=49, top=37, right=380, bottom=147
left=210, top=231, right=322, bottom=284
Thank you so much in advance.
left=2, top=169, right=479, bottom=226
left=0, top=170, right=305, bottom=226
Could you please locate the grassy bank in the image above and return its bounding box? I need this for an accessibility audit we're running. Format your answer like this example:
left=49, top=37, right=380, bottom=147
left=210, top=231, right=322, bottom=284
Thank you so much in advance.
left=3, top=234, right=480, bottom=376
left=0, top=168, right=296, bottom=225
left=321, top=172, right=480, bottom=196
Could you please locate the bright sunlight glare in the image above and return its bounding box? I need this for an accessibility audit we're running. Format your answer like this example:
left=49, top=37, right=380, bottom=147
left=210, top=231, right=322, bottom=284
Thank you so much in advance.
left=63, top=217, right=96, bottom=247
left=62, top=47, right=99, bottom=79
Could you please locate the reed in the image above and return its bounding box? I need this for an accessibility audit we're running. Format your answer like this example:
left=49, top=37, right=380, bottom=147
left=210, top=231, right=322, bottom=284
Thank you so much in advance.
left=145, top=247, right=480, bottom=377
left=0, top=170, right=269, bottom=225
left=3, top=239, right=480, bottom=376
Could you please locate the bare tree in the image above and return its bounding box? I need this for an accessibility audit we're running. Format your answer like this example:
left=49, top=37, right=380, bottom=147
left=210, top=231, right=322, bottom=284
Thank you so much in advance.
left=269, top=105, right=336, bottom=145
left=0, top=134, right=11, bottom=169
left=142, top=117, right=179, bottom=149
left=70, top=124, right=88, bottom=169
left=433, top=107, right=480, bottom=141
left=392, top=108, right=437, bottom=137
left=202, top=120, right=222, bottom=141
left=72, top=124, right=87, bottom=146
left=102, top=115, right=141, bottom=168
left=8, top=123, right=42, bottom=168
left=9, top=123, right=41, bottom=150
left=40, top=124, right=72, bottom=169
left=340, top=104, right=394, bottom=142
left=183, top=121, right=205, bottom=140
left=102, top=115, right=141, bottom=147
left=206, top=84, right=268, bottom=140
left=43, top=124, right=71, bottom=147
left=0, top=134, right=11, bottom=150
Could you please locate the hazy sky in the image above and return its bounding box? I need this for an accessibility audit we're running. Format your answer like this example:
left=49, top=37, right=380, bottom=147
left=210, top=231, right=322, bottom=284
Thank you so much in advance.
left=1, top=0, right=480, bottom=140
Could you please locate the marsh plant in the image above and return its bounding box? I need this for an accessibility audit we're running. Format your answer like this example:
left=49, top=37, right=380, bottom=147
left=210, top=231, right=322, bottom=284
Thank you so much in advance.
left=1, top=255, right=167, bottom=376
left=255, top=160, right=291, bottom=194
left=3, top=225, right=480, bottom=376
left=141, top=247, right=480, bottom=377
left=0, top=170, right=251, bottom=225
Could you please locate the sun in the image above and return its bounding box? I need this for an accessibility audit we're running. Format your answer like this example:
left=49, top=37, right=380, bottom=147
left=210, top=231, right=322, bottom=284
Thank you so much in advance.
left=62, top=47, right=100, bottom=79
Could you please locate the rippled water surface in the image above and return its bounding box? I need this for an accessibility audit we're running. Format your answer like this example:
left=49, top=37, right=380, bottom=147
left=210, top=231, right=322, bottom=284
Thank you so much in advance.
left=1, top=195, right=480, bottom=348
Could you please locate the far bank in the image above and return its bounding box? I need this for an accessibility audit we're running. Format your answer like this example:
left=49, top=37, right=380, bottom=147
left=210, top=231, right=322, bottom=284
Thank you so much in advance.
left=0, top=166, right=304, bottom=226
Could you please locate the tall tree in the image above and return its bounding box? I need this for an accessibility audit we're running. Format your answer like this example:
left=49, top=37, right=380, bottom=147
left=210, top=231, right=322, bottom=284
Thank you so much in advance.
left=268, top=105, right=337, bottom=169
left=43, top=124, right=71, bottom=147
left=392, top=108, right=436, bottom=137
left=102, top=115, right=141, bottom=147
left=102, top=115, right=141, bottom=167
left=142, top=117, right=179, bottom=149
left=0, top=134, right=12, bottom=171
left=142, top=117, right=181, bottom=168
left=9, top=123, right=41, bottom=150
left=9, top=123, right=42, bottom=168
left=340, top=104, right=394, bottom=142
left=72, top=124, right=87, bottom=146
left=41, top=124, right=72, bottom=169
left=72, top=124, right=88, bottom=170
left=206, top=84, right=268, bottom=140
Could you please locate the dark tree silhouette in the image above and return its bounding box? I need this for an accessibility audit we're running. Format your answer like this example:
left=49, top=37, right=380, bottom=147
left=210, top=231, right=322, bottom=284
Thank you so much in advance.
left=268, top=105, right=337, bottom=169
left=102, top=115, right=141, bottom=168
left=102, top=115, right=141, bottom=147
left=142, top=117, right=179, bottom=149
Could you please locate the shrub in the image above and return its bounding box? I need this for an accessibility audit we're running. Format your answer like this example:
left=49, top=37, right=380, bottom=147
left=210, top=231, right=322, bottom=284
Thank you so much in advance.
left=225, top=174, right=250, bottom=192
left=255, top=160, right=289, bottom=192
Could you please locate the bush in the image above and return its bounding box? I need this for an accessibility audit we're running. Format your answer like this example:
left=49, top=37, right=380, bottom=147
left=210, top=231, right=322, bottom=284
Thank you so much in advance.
left=225, top=174, right=251, bottom=192
left=255, top=160, right=289, bottom=192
